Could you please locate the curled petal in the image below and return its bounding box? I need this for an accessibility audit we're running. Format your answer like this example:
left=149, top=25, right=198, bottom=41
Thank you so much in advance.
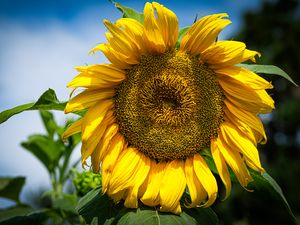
left=216, top=66, right=273, bottom=90
left=211, top=138, right=231, bottom=199
left=220, top=122, right=264, bottom=172
left=91, top=123, right=119, bottom=173
left=193, top=154, right=218, bottom=207
left=143, top=2, right=178, bottom=53
left=215, top=133, right=252, bottom=187
left=140, top=161, right=167, bottom=207
left=180, top=13, right=230, bottom=54
left=101, top=134, right=125, bottom=192
left=184, top=157, right=206, bottom=207
left=201, top=41, right=260, bottom=68
left=159, top=160, right=186, bottom=214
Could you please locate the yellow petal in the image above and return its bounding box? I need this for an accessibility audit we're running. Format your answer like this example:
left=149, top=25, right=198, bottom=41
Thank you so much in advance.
left=159, top=160, right=186, bottom=214
left=224, top=113, right=258, bottom=146
left=216, top=66, right=273, bottom=90
left=91, top=123, right=119, bottom=172
left=116, top=18, right=146, bottom=54
left=184, top=156, right=206, bottom=207
left=81, top=100, right=113, bottom=142
left=67, top=73, right=121, bottom=89
left=143, top=2, right=166, bottom=54
left=65, top=89, right=115, bottom=113
left=152, top=2, right=178, bottom=49
left=104, top=20, right=140, bottom=63
left=224, top=100, right=267, bottom=144
left=201, top=41, right=260, bottom=68
left=193, top=154, right=218, bottom=207
left=62, top=118, right=82, bottom=139
left=124, top=153, right=151, bottom=208
left=101, top=134, right=125, bottom=192
left=219, top=76, right=275, bottom=114
left=90, top=43, right=132, bottom=70
left=75, top=64, right=125, bottom=81
left=220, top=122, right=264, bottom=172
left=211, top=138, right=231, bottom=199
left=215, top=134, right=252, bottom=187
left=108, top=148, right=146, bottom=195
left=109, top=189, right=127, bottom=203
left=180, top=13, right=231, bottom=54
left=81, top=102, right=113, bottom=164
left=141, top=161, right=167, bottom=207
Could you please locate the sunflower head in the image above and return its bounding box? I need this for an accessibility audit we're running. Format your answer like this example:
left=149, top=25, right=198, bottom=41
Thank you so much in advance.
left=64, top=1, right=274, bottom=214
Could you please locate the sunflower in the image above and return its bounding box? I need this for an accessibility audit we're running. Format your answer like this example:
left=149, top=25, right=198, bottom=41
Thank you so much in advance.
left=64, top=2, right=274, bottom=214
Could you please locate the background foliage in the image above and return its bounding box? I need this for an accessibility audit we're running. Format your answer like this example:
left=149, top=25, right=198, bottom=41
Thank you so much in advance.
left=214, top=0, right=300, bottom=224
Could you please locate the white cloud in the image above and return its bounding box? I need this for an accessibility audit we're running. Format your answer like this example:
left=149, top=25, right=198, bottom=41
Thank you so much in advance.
left=0, top=11, right=109, bottom=205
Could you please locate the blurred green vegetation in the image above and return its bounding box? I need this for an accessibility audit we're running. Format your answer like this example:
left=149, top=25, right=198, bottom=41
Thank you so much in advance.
left=213, top=0, right=300, bottom=224
left=0, top=111, right=101, bottom=225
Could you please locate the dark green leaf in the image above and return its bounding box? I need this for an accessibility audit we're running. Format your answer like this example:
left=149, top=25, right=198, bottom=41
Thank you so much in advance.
left=21, top=135, right=64, bottom=172
left=239, top=64, right=298, bottom=86
left=184, top=207, right=218, bottom=225
left=0, top=177, right=25, bottom=202
left=110, top=1, right=144, bottom=23
left=248, top=171, right=295, bottom=221
left=176, top=27, right=189, bottom=49
left=77, top=187, right=121, bottom=225
left=78, top=187, right=218, bottom=225
left=0, top=206, right=32, bottom=222
left=0, top=89, right=66, bottom=124
left=114, top=207, right=218, bottom=225
left=0, top=210, right=49, bottom=225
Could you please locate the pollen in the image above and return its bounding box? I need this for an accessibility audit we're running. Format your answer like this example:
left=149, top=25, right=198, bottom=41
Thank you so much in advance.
left=114, top=50, right=224, bottom=161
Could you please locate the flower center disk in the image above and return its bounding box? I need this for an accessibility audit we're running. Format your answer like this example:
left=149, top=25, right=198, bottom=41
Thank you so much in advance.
left=114, top=50, right=224, bottom=161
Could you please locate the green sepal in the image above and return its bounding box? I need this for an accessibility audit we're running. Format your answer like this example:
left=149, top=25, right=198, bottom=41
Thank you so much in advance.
left=176, top=27, right=189, bottom=49
left=110, top=1, right=144, bottom=23
left=239, top=64, right=298, bottom=86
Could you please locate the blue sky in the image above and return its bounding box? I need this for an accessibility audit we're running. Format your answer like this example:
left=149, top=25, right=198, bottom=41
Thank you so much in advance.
left=0, top=0, right=261, bottom=206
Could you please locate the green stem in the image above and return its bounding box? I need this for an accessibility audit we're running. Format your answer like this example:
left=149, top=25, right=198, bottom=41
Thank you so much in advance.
left=59, top=145, right=74, bottom=184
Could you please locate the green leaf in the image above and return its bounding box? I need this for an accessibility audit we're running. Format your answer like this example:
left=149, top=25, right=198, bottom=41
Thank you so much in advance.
left=77, top=187, right=121, bottom=225
left=248, top=171, right=295, bottom=221
left=0, top=177, right=25, bottom=202
left=0, top=103, right=34, bottom=124
left=110, top=1, right=144, bottom=23
left=52, top=193, right=78, bottom=213
left=0, top=210, right=49, bottom=225
left=39, top=111, right=58, bottom=138
left=176, top=27, right=189, bottom=49
left=184, top=207, right=218, bottom=225
left=239, top=64, right=298, bottom=86
left=110, top=207, right=218, bottom=225
left=0, top=205, right=32, bottom=222
left=21, top=135, right=64, bottom=172
left=0, top=89, right=66, bottom=124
